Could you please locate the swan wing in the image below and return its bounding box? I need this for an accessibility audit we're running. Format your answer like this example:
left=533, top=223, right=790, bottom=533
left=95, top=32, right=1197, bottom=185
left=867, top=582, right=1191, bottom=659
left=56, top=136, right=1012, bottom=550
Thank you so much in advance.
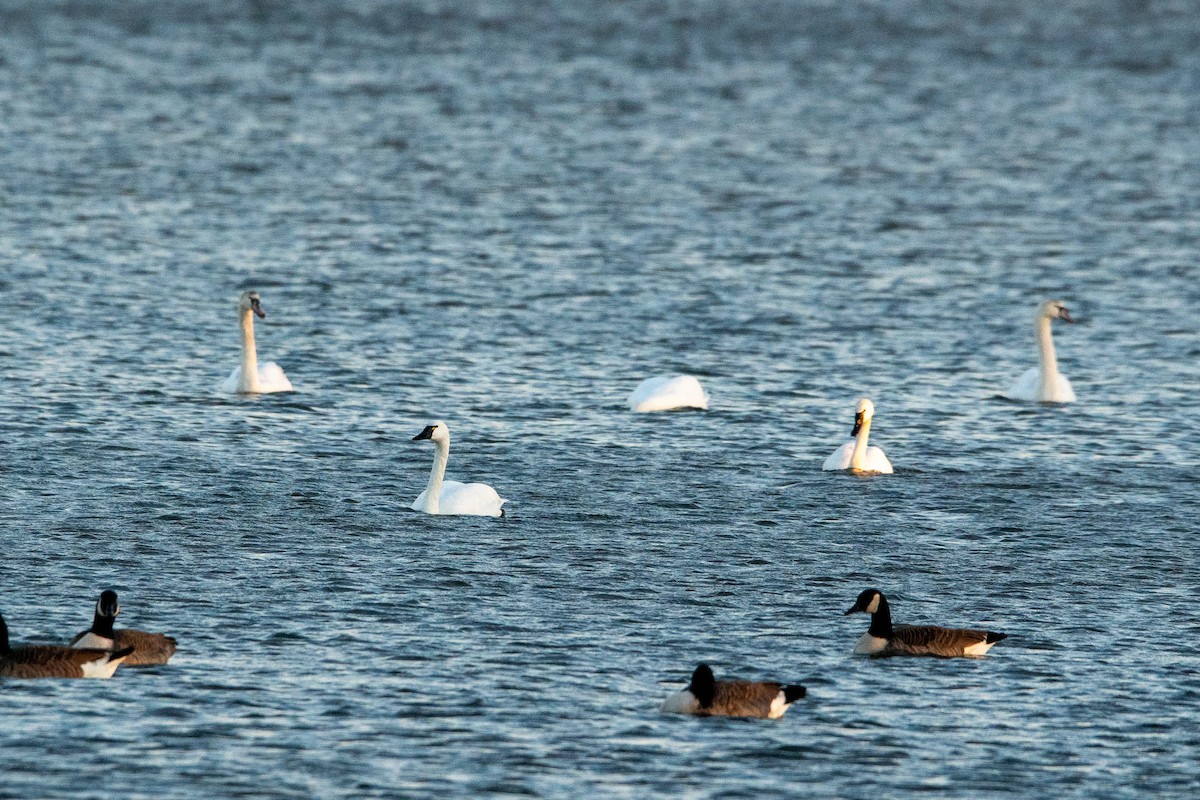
left=628, top=375, right=708, bottom=412
left=864, top=446, right=894, bottom=474
left=1005, top=367, right=1040, bottom=401
left=822, top=442, right=854, bottom=471
left=256, top=362, right=293, bottom=393
left=1053, top=373, right=1076, bottom=403
left=435, top=481, right=506, bottom=517
left=219, top=366, right=243, bottom=393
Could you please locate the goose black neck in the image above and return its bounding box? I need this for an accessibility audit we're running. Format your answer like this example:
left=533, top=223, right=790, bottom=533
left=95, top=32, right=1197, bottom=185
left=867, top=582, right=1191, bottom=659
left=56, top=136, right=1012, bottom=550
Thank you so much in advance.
left=0, top=616, right=10, bottom=655
left=92, top=611, right=116, bottom=638
left=868, top=596, right=894, bottom=638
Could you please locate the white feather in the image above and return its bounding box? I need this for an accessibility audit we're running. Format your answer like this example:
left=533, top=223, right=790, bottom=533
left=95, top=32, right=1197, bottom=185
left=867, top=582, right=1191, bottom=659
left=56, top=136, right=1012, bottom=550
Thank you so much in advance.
left=628, top=375, right=709, bottom=412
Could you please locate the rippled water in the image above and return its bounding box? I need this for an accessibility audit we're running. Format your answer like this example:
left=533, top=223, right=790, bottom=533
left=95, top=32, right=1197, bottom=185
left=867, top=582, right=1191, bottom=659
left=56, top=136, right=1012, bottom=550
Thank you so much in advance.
left=2, top=1, right=1199, bottom=797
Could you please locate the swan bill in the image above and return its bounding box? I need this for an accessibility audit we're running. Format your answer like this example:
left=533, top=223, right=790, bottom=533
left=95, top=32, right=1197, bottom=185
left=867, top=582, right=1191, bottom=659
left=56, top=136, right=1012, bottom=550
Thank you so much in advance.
left=851, top=411, right=864, bottom=436
left=413, top=425, right=437, bottom=441
left=250, top=296, right=265, bottom=318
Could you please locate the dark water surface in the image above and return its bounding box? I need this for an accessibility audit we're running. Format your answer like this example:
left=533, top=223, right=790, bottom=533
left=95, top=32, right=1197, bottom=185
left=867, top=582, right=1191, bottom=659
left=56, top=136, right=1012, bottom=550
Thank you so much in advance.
left=2, top=1, right=1199, bottom=797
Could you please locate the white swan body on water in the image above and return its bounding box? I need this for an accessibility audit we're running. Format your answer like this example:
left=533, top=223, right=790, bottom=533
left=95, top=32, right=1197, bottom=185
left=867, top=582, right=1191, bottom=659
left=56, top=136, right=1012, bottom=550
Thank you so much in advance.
left=1005, top=299, right=1075, bottom=403
left=220, top=290, right=293, bottom=394
left=628, top=375, right=709, bottom=412
left=823, top=397, right=893, bottom=474
left=411, top=421, right=506, bottom=517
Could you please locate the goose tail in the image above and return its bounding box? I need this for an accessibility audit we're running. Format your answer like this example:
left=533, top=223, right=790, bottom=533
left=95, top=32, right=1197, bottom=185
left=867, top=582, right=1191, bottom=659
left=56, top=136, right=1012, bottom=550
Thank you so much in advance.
left=985, top=631, right=1008, bottom=644
left=782, top=684, right=807, bottom=704
left=108, top=645, right=136, bottom=663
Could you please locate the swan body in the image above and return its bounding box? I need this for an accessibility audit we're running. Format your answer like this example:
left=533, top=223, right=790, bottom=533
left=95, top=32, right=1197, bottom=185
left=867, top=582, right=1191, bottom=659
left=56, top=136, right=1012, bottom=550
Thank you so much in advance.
left=411, top=421, right=505, bottom=517
left=628, top=375, right=709, bottom=412
left=661, top=663, right=806, bottom=720
left=1, top=612, right=134, bottom=679
left=844, top=589, right=1007, bottom=658
left=220, top=290, right=293, bottom=394
left=70, top=590, right=177, bottom=666
left=823, top=398, right=893, bottom=474
left=1005, top=300, right=1075, bottom=403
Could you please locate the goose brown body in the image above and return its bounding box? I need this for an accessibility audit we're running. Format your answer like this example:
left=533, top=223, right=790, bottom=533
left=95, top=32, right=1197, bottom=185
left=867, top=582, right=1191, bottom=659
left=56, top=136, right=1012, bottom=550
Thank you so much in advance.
left=845, top=589, right=1007, bottom=658
left=661, top=663, right=807, bottom=719
left=70, top=591, right=177, bottom=666
left=2, top=614, right=134, bottom=679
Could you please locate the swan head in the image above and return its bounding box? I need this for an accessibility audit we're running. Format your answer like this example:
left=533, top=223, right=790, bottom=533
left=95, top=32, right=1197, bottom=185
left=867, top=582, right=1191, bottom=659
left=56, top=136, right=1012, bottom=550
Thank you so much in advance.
left=239, top=290, right=266, bottom=319
left=845, top=588, right=884, bottom=616
left=412, top=420, right=450, bottom=443
left=96, top=590, right=120, bottom=619
left=1038, top=299, right=1074, bottom=323
left=851, top=397, right=875, bottom=436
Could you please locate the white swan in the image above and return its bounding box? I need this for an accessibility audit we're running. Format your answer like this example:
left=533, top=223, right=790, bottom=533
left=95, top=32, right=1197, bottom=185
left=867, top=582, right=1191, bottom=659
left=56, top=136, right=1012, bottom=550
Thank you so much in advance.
left=220, top=290, right=293, bottom=394
left=411, top=421, right=506, bottom=517
left=628, top=375, right=709, bottom=412
left=1005, top=299, right=1076, bottom=403
left=823, top=398, right=894, bottom=474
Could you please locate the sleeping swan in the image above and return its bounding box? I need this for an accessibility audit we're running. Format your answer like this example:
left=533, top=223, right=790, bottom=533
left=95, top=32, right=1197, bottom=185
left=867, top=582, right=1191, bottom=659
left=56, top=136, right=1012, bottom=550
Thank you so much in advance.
left=411, top=421, right=506, bottom=517
left=628, top=375, right=709, bottom=412
left=1005, top=299, right=1075, bottom=403
left=220, top=290, right=293, bottom=394
left=822, top=398, right=893, bottom=474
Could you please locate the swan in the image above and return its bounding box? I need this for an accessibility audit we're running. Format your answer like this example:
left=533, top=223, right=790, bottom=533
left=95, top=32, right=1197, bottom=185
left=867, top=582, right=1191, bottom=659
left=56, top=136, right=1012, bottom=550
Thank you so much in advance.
left=220, top=290, right=294, bottom=394
left=661, top=663, right=807, bottom=720
left=822, top=398, right=893, bottom=474
left=844, top=588, right=1008, bottom=658
left=1005, top=299, right=1076, bottom=403
left=411, top=421, right=506, bottom=517
left=628, top=375, right=709, bottom=412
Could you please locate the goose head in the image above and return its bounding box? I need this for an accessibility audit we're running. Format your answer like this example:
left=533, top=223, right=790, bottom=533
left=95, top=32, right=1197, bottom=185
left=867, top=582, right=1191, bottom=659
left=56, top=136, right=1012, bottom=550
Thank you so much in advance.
left=688, top=663, right=717, bottom=707
left=844, top=588, right=884, bottom=616
left=96, top=590, right=120, bottom=619
left=851, top=398, right=875, bottom=436
left=1038, top=299, right=1073, bottom=324
left=239, top=290, right=266, bottom=319
left=412, top=420, right=450, bottom=444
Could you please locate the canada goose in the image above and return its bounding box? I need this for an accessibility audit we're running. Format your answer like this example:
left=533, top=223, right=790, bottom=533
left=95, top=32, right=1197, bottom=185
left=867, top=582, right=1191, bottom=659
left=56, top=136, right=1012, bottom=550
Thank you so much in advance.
left=844, top=589, right=1007, bottom=658
left=628, top=375, right=709, bottom=412
left=823, top=398, right=894, bottom=474
left=1, top=612, right=134, bottom=679
left=1005, top=299, right=1076, bottom=403
left=411, top=421, right=506, bottom=516
left=219, top=290, right=294, bottom=393
left=661, top=663, right=807, bottom=719
left=70, top=590, right=177, bottom=666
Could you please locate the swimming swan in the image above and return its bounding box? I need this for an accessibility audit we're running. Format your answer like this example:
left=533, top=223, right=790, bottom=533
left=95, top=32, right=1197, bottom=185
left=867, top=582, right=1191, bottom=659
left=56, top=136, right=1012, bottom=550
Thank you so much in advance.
left=411, top=421, right=506, bottom=517
left=661, top=663, right=807, bottom=720
left=628, top=375, right=709, bottom=412
left=1005, top=300, right=1075, bottom=403
left=822, top=398, right=893, bottom=474
left=220, top=290, right=293, bottom=394
left=844, top=588, right=1008, bottom=658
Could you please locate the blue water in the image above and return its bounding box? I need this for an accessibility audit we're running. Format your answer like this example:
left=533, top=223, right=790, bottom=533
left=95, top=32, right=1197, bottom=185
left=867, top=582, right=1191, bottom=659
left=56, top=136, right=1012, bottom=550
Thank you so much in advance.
left=2, top=1, right=1199, bottom=797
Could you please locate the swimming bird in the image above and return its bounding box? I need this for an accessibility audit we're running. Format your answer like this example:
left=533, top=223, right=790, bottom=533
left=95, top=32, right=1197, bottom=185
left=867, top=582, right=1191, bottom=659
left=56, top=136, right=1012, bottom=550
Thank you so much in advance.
left=628, top=375, right=709, bottom=412
left=70, top=590, right=177, bottom=666
left=661, top=663, right=807, bottom=719
left=220, top=290, right=294, bottom=394
left=822, top=398, right=894, bottom=474
left=844, top=589, right=1007, bottom=658
left=411, top=421, right=506, bottom=517
left=1, top=612, right=134, bottom=679
left=1005, top=299, right=1076, bottom=403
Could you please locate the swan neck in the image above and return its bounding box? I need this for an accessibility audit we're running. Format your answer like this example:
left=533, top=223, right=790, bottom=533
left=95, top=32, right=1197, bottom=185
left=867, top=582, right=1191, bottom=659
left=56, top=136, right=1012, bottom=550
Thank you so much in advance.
left=850, top=418, right=872, bottom=470
left=423, top=438, right=450, bottom=513
left=240, top=308, right=260, bottom=392
left=1035, top=316, right=1058, bottom=396
left=868, top=596, right=894, bottom=638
